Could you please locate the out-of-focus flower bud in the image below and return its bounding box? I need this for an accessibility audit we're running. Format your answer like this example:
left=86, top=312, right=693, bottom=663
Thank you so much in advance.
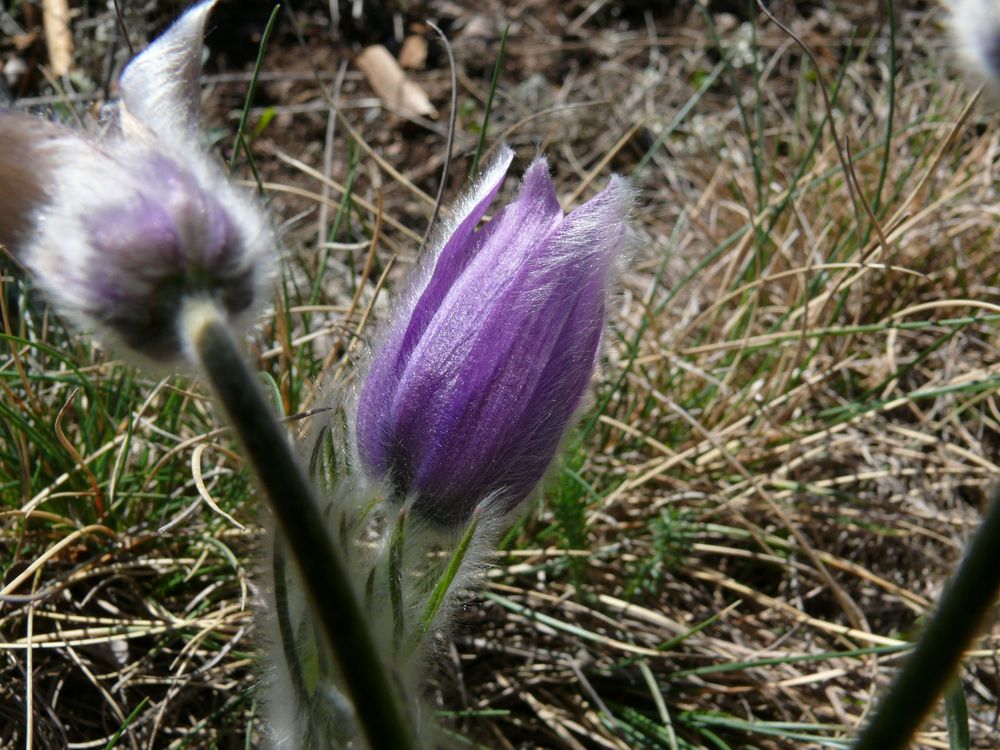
left=0, top=0, right=273, bottom=367
left=949, top=0, right=1000, bottom=91
left=355, top=147, right=632, bottom=524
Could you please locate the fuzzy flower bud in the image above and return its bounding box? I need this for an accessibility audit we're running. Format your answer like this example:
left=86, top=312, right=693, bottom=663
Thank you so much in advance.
left=949, top=0, right=1000, bottom=91
left=0, top=0, right=272, bottom=367
left=355, top=148, right=632, bottom=524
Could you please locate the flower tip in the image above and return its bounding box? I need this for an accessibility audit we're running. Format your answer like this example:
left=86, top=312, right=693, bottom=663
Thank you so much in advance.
left=466, top=144, right=515, bottom=204
left=118, top=0, right=220, bottom=140
left=599, top=173, right=637, bottom=212
left=491, top=143, right=516, bottom=169
left=517, top=156, right=561, bottom=215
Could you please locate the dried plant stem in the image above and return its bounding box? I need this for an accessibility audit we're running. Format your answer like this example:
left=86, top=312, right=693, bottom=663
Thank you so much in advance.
left=42, top=0, right=73, bottom=76
left=853, top=485, right=1000, bottom=750
left=419, top=21, right=457, bottom=252
left=181, top=299, right=416, bottom=750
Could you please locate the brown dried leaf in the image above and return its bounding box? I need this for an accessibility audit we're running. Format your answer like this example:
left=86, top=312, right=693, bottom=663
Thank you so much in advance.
left=399, top=34, right=428, bottom=71
left=355, top=44, right=436, bottom=119
left=12, top=34, right=38, bottom=52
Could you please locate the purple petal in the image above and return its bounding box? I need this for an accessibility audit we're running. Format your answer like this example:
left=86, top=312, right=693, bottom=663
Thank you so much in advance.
left=395, top=147, right=522, bottom=369
left=407, top=284, right=603, bottom=522
left=383, top=159, right=565, bottom=472
left=356, top=146, right=632, bottom=521
left=77, top=156, right=256, bottom=361
left=142, top=155, right=235, bottom=267
left=407, top=180, right=630, bottom=519
left=86, top=196, right=180, bottom=269
left=356, top=147, right=515, bottom=477
left=390, top=174, right=629, bottom=519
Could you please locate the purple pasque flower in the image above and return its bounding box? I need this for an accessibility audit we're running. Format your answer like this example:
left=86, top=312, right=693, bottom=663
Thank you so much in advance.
left=74, top=152, right=260, bottom=361
left=356, top=147, right=631, bottom=524
left=0, top=1, right=272, bottom=367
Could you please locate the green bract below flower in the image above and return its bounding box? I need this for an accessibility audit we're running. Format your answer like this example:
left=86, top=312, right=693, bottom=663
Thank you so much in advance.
left=355, top=147, right=633, bottom=525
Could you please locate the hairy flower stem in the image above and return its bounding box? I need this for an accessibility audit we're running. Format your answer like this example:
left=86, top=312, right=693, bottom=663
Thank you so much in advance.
left=853, top=484, right=1000, bottom=750
left=181, top=299, right=416, bottom=750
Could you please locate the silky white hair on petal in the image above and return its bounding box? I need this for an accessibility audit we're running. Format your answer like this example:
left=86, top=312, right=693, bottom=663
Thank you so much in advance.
left=118, top=0, right=218, bottom=143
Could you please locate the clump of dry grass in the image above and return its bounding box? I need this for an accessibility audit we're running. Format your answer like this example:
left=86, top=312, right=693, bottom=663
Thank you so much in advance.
left=2, top=1, right=1000, bottom=748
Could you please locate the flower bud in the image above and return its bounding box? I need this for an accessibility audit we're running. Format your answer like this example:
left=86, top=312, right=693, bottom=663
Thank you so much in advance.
left=355, top=148, right=632, bottom=524
left=0, top=0, right=273, bottom=367
left=950, top=0, right=1000, bottom=91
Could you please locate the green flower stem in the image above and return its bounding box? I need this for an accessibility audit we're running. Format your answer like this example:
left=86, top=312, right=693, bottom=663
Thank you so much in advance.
left=181, top=300, right=416, bottom=750
left=853, top=485, right=1000, bottom=750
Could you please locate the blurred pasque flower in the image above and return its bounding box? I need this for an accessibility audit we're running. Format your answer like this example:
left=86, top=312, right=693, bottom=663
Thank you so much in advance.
left=0, top=0, right=272, bottom=366
left=356, top=147, right=632, bottom=524
left=949, top=0, right=1000, bottom=90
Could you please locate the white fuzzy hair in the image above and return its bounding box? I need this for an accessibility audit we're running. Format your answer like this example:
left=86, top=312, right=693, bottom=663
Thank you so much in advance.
left=949, top=0, right=1000, bottom=95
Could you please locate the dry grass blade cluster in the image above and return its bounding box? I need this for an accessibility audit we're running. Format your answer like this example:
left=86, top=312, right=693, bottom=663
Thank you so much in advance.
left=1, top=0, right=999, bottom=747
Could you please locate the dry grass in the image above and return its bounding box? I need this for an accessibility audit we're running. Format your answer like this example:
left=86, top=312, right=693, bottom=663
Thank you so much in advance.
left=2, top=0, right=1000, bottom=747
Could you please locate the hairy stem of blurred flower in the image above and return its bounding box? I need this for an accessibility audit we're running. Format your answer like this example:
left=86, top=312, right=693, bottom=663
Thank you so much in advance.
left=181, top=299, right=416, bottom=750
left=853, top=484, right=1000, bottom=750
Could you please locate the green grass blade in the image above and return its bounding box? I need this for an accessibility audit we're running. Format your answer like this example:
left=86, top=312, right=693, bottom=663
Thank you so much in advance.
left=469, top=22, right=510, bottom=178
left=388, top=507, right=407, bottom=644
left=104, top=696, right=150, bottom=749
left=228, top=3, right=281, bottom=193
left=945, top=680, right=971, bottom=750
left=871, top=0, right=897, bottom=216
left=419, top=513, right=480, bottom=632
